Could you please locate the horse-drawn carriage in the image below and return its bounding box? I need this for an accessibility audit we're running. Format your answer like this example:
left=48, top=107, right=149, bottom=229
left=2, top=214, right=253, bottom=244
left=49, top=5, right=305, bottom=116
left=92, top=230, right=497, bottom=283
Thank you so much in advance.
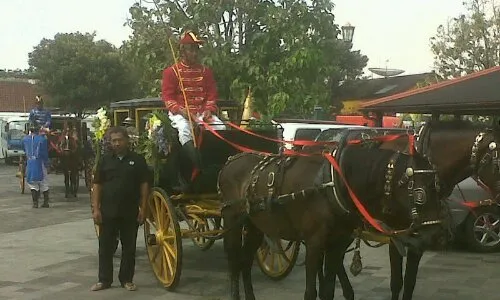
left=87, top=95, right=500, bottom=300
left=17, top=114, right=91, bottom=197
left=88, top=97, right=301, bottom=289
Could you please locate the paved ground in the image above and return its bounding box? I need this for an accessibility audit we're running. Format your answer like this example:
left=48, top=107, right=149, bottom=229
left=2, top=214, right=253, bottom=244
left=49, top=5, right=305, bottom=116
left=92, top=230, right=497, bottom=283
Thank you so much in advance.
left=1, top=162, right=500, bottom=300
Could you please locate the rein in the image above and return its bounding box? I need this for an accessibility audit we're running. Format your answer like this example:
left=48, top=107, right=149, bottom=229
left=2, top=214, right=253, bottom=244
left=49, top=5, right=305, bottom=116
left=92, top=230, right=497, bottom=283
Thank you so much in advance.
left=213, top=119, right=435, bottom=236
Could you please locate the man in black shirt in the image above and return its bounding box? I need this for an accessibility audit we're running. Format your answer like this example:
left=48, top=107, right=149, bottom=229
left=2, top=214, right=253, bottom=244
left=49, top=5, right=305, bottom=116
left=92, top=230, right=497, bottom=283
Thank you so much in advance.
left=90, top=126, right=150, bottom=292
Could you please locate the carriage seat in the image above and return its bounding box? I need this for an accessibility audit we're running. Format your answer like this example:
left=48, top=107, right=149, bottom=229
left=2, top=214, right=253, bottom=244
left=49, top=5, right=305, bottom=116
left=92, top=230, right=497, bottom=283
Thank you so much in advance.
left=183, top=126, right=281, bottom=194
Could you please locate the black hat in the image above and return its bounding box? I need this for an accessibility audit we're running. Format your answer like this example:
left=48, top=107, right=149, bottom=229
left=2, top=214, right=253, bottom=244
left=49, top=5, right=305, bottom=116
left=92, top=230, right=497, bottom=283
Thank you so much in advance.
left=28, top=121, right=39, bottom=132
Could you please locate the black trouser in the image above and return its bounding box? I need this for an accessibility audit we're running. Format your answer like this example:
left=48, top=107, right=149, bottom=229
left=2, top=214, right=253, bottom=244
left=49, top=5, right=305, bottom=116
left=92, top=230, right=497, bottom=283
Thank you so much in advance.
left=98, top=216, right=139, bottom=285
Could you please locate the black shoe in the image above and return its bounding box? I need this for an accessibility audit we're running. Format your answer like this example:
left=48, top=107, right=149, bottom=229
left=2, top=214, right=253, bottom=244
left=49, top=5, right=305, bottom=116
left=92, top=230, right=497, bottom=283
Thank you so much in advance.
left=41, top=191, right=49, bottom=208
left=31, top=190, right=39, bottom=208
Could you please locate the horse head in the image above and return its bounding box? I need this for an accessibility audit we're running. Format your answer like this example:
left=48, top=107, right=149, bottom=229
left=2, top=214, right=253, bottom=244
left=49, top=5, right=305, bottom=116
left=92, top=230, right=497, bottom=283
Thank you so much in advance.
left=422, top=121, right=500, bottom=199
left=58, top=128, right=78, bottom=156
left=380, top=121, right=500, bottom=200
left=387, top=148, right=446, bottom=250
left=468, top=129, right=500, bottom=201
left=331, top=136, right=445, bottom=252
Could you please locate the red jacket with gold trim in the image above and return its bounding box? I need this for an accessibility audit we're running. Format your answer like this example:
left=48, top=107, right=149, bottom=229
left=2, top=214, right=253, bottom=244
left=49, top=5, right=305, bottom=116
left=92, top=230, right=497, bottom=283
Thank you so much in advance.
left=161, top=62, right=218, bottom=114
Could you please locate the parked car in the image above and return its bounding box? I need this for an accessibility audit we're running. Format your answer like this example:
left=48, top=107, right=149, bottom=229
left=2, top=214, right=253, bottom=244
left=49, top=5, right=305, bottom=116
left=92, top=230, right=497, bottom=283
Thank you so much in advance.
left=446, top=177, right=500, bottom=252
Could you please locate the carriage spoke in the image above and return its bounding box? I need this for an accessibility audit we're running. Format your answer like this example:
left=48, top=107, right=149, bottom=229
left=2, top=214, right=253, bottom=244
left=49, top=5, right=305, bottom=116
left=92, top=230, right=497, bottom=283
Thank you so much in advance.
left=276, top=251, right=284, bottom=270
left=151, top=244, right=162, bottom=267
left=154, top=196, right=163, bottom=228
left=162, top=244, right=175, bottom=279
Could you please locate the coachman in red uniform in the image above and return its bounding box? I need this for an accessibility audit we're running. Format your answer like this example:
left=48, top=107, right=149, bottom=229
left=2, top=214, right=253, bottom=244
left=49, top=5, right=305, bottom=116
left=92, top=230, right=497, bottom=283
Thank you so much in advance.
left=161, top=30, right=226, bottom=191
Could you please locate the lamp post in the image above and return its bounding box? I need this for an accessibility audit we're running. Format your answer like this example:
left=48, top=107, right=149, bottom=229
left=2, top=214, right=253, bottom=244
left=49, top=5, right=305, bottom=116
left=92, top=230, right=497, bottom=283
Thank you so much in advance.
left=329, top=22, right=356, bottom=119
left=341, top=22, right=355, bottom=44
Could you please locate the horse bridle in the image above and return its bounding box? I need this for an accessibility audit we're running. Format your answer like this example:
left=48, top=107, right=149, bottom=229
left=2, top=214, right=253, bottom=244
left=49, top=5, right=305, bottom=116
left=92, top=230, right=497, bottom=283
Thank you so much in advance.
left=470, top=131, right=500, bottom=198
left=382, top=150, right=441, bottom=229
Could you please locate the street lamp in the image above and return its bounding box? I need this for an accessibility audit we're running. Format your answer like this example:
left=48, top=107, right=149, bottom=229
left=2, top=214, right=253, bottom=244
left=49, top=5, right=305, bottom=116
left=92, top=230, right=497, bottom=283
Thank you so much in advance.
left=341, top=22, right=355, bottom=43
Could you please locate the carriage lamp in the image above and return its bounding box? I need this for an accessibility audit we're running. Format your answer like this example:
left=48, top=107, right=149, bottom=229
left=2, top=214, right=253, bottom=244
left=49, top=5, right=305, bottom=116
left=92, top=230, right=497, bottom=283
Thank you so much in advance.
left=489, top=142, right=497, bottom=150
left=341, top=22, right=355, bottom=43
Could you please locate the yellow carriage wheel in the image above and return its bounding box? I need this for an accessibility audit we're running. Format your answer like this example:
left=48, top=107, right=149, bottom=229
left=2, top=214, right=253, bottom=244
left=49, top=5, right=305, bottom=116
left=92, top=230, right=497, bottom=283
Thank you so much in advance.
left=256, top=237, right=300, bottom=281
left=191, top=217, right=219, bottom=251
left=144, top=187, right=182, bottom=290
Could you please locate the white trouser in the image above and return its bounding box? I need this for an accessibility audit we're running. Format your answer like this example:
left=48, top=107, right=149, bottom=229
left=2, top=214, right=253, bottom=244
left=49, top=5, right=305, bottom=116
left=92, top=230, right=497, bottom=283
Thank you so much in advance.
left=27, top=164, right=49, bottom=192
left=168, top=112, right=226, bottom=146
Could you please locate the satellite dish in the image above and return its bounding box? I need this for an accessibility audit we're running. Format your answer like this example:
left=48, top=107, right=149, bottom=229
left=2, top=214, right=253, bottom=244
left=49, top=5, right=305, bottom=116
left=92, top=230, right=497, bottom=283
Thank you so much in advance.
left=369, top=67, right=405, bottom=77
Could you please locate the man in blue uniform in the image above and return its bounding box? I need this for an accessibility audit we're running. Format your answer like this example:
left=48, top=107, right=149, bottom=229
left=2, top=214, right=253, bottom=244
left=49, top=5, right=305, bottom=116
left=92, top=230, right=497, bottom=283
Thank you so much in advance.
left=22, top=122, right=50, bottom=208
left=29, top=96, right=52, bottom=133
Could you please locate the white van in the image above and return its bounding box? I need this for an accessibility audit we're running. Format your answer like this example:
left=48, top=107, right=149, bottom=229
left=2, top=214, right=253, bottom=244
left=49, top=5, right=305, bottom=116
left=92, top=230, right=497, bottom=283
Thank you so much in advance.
left=0, top=119, right=6, bottom=159
left=273, top=119, right=365, bottom=153
left=2, top=116, right=29, bottom=164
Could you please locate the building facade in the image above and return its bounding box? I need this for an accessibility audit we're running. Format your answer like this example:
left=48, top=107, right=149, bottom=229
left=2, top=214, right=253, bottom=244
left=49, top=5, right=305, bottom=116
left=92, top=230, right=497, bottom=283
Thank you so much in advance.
left=0, top=78, right=46, bottom=112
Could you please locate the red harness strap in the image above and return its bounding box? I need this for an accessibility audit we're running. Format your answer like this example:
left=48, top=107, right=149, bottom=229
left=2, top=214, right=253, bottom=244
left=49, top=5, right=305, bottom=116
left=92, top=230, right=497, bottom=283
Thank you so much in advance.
left=322, top=152, right=387, bottom=233
left=198, top=120, right=274, bottom=155
left=224, top=121, right=339, bottom=146
left=197, top=120, right=419, bottom=235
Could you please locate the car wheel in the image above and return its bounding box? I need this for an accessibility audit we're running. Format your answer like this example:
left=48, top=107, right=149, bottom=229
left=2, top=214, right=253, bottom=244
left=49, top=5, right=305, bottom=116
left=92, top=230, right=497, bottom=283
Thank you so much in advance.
left=464, top=207, right=500, bottom=253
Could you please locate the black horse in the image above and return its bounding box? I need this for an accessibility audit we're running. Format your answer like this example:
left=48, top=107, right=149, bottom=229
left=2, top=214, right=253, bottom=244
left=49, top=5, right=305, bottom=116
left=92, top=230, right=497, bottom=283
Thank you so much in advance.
left=324, top=120, right=500, bottom=300
left=218, top=137, right=446, bottom=300
left=57, top=127, right=80, bottom=198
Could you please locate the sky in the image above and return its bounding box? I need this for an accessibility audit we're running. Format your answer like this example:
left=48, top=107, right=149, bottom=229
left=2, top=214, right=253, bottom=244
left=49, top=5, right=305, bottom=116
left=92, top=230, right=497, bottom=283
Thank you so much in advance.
left=0, top=0, right=466, bottom=77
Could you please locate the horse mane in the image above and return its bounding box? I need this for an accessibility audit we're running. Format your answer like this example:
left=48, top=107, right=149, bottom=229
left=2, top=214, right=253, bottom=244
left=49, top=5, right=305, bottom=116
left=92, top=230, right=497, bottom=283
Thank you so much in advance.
left=342, top=146, right=409, bottom=191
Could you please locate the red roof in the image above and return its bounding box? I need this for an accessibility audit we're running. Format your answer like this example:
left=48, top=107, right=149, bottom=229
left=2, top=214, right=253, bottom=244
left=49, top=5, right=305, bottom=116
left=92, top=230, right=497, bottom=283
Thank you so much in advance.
left=360, top=66, right=500, bottom=114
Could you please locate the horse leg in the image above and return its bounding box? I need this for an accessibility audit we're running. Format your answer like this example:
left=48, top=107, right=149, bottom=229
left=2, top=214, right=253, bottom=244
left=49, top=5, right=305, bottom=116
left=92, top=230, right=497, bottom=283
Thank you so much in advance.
left=304, top=237, right=325, bottom=300
left=337, top=258, right=354, bottom=300
left=389, top=242, right=404, bottom=300
left=222, top=211, right=243, bottom=300
left=71, top=167, right=78, bottom=196
left=317, top=252, right=325, bottom=297
left=64, top=169, right=70, bottom=198
left=241, top=221, right=264, bottom=300
left=401, top=249, right=423, bottom=300
left=321, top=235, right=354, bottom=300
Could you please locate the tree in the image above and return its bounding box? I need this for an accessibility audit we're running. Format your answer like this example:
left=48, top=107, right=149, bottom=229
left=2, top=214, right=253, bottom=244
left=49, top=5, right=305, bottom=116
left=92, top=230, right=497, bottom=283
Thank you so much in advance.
left=0, top=69, right=34, bottom=79
left=123, top=0, right=368, bottom=118
left=430, top=0, right=500, bottom=78
left=28, top=32, right=138, bottom=114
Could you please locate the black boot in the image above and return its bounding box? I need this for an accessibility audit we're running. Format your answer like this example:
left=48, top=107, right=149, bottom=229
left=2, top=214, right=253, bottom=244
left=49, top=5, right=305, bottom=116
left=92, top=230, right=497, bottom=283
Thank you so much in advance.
left=31, top=190, right=39, bottom=208
left=41, top=190, right=49, bottom=208
left=182, top=140, right=202, bottom=170
left=178, top=140, right=202, bottom=192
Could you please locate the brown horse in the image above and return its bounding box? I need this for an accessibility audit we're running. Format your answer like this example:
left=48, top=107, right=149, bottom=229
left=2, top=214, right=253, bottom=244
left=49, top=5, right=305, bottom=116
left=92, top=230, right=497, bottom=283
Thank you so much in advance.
left=58, top=127, right=80, bottom=198
left=325, top=120, right=500, bottom=300
left=218, top=139, right=445, bottom=300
